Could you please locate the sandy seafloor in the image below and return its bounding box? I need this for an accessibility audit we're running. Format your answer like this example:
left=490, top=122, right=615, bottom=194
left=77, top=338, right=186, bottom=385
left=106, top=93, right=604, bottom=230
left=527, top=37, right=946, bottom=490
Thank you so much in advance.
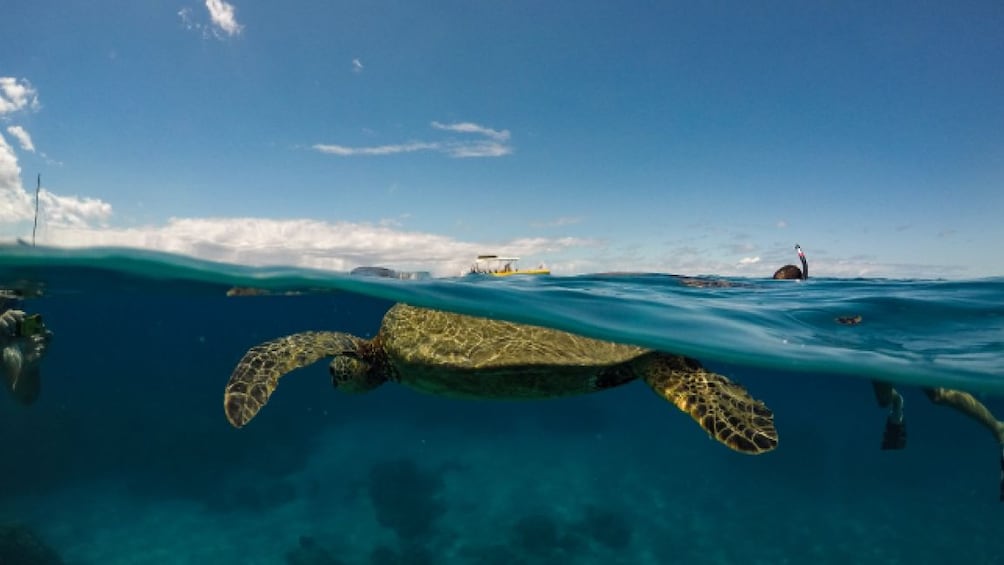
left=1, top=253, right=1003, bottom=564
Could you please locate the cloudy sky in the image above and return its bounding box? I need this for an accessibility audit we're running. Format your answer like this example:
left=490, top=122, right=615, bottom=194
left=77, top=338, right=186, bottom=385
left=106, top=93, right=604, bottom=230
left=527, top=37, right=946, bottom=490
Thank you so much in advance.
left=2, top=1, right=1002, bottom=277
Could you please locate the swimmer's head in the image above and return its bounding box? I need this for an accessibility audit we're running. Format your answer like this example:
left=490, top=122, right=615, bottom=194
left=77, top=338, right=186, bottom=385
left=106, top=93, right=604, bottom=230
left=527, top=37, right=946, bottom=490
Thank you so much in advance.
left=772, top=265, right=803, bottom=280
left=773, top=244, right=808, bottom=280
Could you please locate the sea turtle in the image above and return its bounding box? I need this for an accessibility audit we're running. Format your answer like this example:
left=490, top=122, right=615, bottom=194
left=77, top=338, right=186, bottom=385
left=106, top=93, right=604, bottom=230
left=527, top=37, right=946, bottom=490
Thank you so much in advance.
left=223, top=304, right=778, bottom=454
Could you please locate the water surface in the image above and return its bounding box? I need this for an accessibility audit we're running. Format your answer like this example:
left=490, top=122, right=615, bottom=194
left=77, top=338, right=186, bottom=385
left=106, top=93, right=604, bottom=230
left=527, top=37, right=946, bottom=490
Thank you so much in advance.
left=1, top=246, right=1002, bottom=564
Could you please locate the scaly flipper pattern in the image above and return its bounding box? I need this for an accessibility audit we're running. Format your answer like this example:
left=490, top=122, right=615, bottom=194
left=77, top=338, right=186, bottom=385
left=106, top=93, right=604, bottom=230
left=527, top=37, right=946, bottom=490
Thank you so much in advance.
left=224, top=331, right=362, bottom=428
left=638, top=353, right=778, bottom=454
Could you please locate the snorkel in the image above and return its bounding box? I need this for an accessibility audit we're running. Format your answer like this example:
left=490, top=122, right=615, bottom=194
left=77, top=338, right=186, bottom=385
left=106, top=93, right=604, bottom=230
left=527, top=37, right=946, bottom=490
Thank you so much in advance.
left=771, top=244, right=808, bottom=280
left=795, top=244, right=808, bottom=280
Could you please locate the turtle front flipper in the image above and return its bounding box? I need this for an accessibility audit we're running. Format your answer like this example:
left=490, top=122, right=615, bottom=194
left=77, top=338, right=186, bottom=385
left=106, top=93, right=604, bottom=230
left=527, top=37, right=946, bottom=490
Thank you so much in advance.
left=224, top=331, right=363, bottom=428
left=636, top=353, right=778, bottom=455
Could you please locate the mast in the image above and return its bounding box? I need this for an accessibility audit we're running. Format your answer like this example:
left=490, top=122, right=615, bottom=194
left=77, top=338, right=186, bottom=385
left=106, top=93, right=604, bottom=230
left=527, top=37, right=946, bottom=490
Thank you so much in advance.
left=32, top=173, right=40, bottom=246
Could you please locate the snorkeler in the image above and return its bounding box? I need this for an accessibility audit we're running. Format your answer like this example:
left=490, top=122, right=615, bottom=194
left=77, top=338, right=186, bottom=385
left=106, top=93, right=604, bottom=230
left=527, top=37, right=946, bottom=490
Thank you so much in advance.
left=772, top=244, right=808, bottom=280
left=773, top=245, right=1004, bottom=500
left=0, top=290, right=53, bottom=405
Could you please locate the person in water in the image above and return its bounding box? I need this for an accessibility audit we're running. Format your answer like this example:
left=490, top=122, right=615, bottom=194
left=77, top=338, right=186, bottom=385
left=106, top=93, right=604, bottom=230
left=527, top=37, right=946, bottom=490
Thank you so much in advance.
left=772, top=243, right=809, bottom=280
left=773, top=245, right=1004, bottom=500
left=0, top=289, right=53, bottom=405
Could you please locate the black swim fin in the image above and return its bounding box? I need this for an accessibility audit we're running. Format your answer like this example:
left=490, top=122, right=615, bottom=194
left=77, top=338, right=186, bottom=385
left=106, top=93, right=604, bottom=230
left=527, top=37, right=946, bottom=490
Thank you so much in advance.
left=881, top=416, right=907, bottom=450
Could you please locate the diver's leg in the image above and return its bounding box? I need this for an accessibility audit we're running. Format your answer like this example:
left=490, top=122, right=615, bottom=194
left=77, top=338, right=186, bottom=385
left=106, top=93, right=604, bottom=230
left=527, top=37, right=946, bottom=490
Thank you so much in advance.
left=872, top=379, right=893, bottom=407
left=923, top=387, right=1004, bottom=502
left=923, top=388, right=1004, bottom=444
left=874, top=380, right=907, bottom=450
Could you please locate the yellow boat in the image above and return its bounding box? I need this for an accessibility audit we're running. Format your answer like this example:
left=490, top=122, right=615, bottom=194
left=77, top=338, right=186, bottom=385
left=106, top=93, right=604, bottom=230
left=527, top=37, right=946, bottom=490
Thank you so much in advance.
left=468, top=255, right=550, bottom=277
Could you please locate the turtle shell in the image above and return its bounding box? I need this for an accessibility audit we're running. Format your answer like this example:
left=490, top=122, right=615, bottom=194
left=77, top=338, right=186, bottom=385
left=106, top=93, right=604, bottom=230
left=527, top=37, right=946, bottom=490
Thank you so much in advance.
left=379, top=304, right=648, bottom=398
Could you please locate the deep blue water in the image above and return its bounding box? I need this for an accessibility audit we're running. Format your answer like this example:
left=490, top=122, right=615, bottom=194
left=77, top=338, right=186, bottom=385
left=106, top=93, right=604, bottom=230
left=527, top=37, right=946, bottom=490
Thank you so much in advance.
left=1, top=246, right=1003, bottom=564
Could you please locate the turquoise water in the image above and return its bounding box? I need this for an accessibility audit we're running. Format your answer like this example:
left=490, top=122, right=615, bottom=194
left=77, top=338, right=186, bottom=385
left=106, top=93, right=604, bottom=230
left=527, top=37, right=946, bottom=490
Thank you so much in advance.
left=1, top=246, right=1003, bottom=564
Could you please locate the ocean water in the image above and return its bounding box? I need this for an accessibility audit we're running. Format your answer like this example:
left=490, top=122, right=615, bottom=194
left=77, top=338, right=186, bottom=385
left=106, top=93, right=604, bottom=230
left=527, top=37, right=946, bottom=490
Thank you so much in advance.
left=1, top=246, right=1003, bottom=564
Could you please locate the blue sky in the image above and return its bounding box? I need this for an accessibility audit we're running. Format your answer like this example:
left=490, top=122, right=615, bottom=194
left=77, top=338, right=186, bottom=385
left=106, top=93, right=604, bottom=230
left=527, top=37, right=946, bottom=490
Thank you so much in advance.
left=2, top=1, right=1002, bottom=277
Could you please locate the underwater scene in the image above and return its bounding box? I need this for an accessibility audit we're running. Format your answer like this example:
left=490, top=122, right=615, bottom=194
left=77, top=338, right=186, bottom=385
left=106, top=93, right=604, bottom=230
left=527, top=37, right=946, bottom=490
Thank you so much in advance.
left=1, top=246, right=1004, bottom=564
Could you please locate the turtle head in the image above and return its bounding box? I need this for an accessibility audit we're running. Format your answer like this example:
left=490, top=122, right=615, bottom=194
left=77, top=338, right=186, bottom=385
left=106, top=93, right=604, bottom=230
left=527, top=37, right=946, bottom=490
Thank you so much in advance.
left=329, top=340, right=388, bottom=393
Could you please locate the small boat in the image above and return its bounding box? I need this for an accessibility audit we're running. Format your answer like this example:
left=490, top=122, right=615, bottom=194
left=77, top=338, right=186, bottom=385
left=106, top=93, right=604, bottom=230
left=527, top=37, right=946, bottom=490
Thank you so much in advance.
left=468, top=255, right=550, bottom=277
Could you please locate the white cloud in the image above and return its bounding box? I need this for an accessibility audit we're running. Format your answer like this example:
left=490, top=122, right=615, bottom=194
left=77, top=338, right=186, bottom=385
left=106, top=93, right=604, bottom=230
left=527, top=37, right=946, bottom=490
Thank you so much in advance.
left=37, top=190, right=112, bottom=228
left=179, top=1, right=243, bottom=39
left=1, top=131, right=112, bottom=228
left=352, top=58, right=364, bottom=73
left=0, top=77, right=40, bottom=116
left=431, top=121, right=510, bottom=141
left=205, top=0, right=243, bottom=36
left=0, top=78, right=552, bottom=277
left=312, top=142, right=439, bottom=156
left=5, top=126, right=34, bottom=152
left=739, top=256, right=761, bottom=265
left=0, top=133, right=33, bottom=222
left=445, top=140, right=511, bottom=158
left=178, top=7, right=197, bottom=30
left=38, top=217, right=589, bottom=276
left=314, top=121, right=513, bottom=159
left=776, top=220, right=788, bottom=228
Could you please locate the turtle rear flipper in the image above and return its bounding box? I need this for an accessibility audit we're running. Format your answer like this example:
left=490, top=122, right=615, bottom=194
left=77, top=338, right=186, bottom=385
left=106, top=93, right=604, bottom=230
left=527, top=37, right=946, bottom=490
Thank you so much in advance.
left=637, top=353, right=778, bottom=455
left=224, top=331, right=363, bottom=428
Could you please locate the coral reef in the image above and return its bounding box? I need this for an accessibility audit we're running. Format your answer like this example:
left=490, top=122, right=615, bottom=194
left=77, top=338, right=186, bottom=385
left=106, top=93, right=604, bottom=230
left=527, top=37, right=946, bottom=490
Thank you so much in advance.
left=574, top=504, right=632, bottom=549
left=0, top=522, right=63, bottom=565
left=502, top=504, right=632, bottom=562
left=510, top=512, right=580, bottom=558
left=284, top=535, right=343, bottom=565
left=366, top=458, right=445, bottom=541
left=369, top=544, right=434, bottom=565
left=207, top=477, right=298, bottom=513
left=456, top=544, right=522, bottom=565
